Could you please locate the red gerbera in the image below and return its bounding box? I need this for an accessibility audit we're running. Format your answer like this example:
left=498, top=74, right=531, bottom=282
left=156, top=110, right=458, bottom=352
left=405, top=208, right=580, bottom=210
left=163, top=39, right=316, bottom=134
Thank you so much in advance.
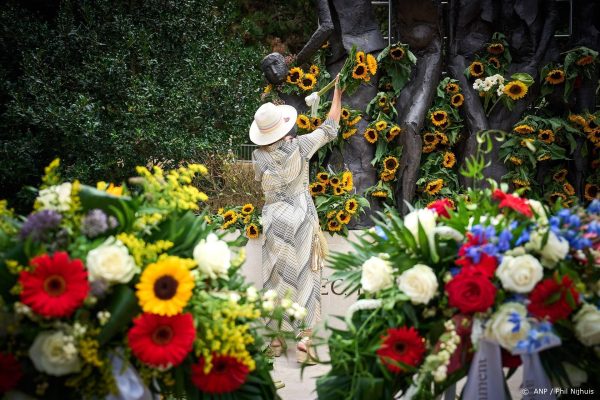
left=446, top=272, right=497, bottom=314
left=528, top=276, right=580, bottom=322
left=427, top=198, right=454, bottom=218
left=128, top=312, right=195, bottom=368
left=191, top=354, right=250, bottom=393
left=376, top=327, right=426, bottom=373
left=492, top=189, right=533, bottom=218
left=19, top=252, right=89, bottom=318
left=0, top=353, right=22, bottom=393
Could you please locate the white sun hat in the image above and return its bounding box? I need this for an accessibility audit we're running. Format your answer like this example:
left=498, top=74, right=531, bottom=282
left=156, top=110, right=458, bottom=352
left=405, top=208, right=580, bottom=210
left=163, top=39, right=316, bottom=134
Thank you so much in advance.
left=249, top=102, right=298, bottom=146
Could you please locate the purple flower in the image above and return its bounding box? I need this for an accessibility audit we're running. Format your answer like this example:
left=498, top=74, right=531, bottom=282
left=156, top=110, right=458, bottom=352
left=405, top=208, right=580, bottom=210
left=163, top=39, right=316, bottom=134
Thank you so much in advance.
left=19, top=210, right=62, bottom=242
left=81, top=209, right=118, bottom=238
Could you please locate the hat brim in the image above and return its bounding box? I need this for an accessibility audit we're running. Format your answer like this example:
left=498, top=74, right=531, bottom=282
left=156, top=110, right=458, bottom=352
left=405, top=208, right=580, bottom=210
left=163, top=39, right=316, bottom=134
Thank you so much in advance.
left=249, top=104, right=298, bottom=146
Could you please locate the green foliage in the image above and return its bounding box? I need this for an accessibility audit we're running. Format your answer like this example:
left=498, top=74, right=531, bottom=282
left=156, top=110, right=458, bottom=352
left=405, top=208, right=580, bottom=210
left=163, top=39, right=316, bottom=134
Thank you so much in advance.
left=0, top=0, right=267, bottom=208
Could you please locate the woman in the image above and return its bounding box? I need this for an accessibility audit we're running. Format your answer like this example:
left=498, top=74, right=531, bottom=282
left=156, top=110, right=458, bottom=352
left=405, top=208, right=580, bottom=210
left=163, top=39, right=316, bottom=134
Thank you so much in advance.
left=250, top=77, right=342, bottom=363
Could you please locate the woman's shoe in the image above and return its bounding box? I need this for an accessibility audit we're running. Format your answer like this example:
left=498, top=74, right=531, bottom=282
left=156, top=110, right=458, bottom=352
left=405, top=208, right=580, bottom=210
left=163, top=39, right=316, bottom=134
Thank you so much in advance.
left=265, top=337, right=287, bottom=357
left=274, top=380, right=285, bottom=390
left=296, top=330, right=317, bottom=365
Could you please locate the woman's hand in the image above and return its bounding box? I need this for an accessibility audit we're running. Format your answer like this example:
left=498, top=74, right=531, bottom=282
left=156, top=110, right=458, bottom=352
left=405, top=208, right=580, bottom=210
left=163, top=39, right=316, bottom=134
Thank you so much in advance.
left=327, top=75, right=343, bottom=123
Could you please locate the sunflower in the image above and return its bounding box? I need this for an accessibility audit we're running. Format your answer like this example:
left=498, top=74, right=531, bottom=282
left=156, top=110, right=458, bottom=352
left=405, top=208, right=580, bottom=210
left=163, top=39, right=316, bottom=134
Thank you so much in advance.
left=343, top=128, right=358, bottom=139
left=309, top=64, right=320, bottom=75
left=487, top=43, right=504, bottom=55
left=348, top=115, right=362, bottom=126
left=299, top=73, right=317, bottom=91
left=520, top=138, right=534, bottom=148
left=327, top=219, right=342, bottom=232
left=330, top=176, right=341, bottom=187
left=585, top=118, right=599, bottom=133
left=553, top=169, right=568, bottom=181
left=364, top=128, right=378, bottom=143
left=352, top=63, right=368, bottom=80
left=380, top=170, right=395, bottom=182
left=378, top=96, right=387, bottom=107
left=309, top=182, right=326, bottom=196
left=514, top=124, right=535, bottom=134
left=587, top=129, right=600, bottom=144
left=326, top=210, right=336, bottom=220
left=569, top=114, right=587, bottom=127
left=297, top=114, right=310, bottom=130
left=445, top=82, right=460, bottom=94
left=367, top=54, right=378, bottom=75
left=431, top=110, right=448, bottom=126
left=136, top=257, right=195, bottom=316
left=317, top=171, right=330, bottom=184
left=576, top=55, right=594, bottom=66
left=423, top=132, right=439, bottom=146
left=503, top=81, right=528, bottom=100
left=241, top=203, right=254, bottom=215
left=563, top=182, right=575, bottom=196
left=221, top=210, right=238, bottom=229
left=333, top=186, right=346, bottom=196
left=217, top=208, right=224, bottom=215
left=375, top=120, right=388, bottom=131
left=336, top=210, right=352, bottom=225
left=321, top=41, right=330, bottom=49
left=451, top=93, right=464, bottom=107
left=390, top=46, right=405, bottom=60
left=442, top=152, right=456, bottom=168
left=243, top=215, right=251, bottom=224
left=549, top=192, right=567, bottom=204
left=286, top=67, right=303, bottom=84
left=342, top=171, right=353, bottom=191
left=345, top=199, right=359, bottom=214
left=537, top=154, right=551, bottom=161
left=383, top=156, right=399, bottom=172
left=424, top=179, right=444, bottom=195
left=341, top=108, right=350, bottom=120
left=512, top=179, right=530, bottom=190
left=372, top=190, right=388, bottom=198
left=468, top=61, right=485, bottom=77
left=389, top=125, right=402, bottom=136
left=422, top=144, right=436, bottom=154
left=509, top=156, right=523, bottom=165
left=263, top=84, right=272, bottom=94
left=356, top=51, right=366, bottom=64
left=537, top=129, right=554, bottom=144
left=311, top=117, right=322, bottom=129
left=545, top=69, right=565, bottom=85
left=585, top=183, right=599, bottom=201
left=435, top=131, right=449, bottom=145
left=246, top=223, right=260, bottom=239
left=488, top=57, right=501, bottom=69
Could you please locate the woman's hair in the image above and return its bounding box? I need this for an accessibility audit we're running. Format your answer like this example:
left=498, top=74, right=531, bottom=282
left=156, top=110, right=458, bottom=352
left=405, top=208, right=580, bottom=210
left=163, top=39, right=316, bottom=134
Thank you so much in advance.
left=260, top=125, right=298, bottom=148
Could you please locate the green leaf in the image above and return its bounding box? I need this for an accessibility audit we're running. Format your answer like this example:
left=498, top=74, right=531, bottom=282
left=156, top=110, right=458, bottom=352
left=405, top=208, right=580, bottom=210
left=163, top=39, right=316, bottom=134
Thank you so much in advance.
left=510, top=72, right=534, bottom=86
left=98, top=284, right=140, bottom=345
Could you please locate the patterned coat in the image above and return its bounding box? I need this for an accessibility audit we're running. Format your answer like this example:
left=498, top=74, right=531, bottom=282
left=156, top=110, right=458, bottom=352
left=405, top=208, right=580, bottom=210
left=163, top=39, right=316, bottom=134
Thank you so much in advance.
left=252, top=118, right=339, bottom=331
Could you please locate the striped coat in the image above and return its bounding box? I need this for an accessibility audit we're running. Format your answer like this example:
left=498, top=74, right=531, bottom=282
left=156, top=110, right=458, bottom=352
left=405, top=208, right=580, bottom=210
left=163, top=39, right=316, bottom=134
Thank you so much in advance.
left=253, top=118, right=339, bottom=331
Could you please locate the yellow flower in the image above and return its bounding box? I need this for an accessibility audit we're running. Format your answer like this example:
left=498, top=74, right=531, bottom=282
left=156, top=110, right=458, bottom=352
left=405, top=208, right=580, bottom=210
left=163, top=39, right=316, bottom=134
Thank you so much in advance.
left=341, top=108, right=350, bottom=120
left=345, top=199, right=359, bottom=215
left=287, top=67, right=303, bottom=84
left=488, top=57, right=501, bottom=69
left=299, top=73, right=317, bottom=91
left=585, top=183, right=599, bottom=201
left=297, top=114, right=311, bottom=130
left=378, top=96, right=387, bottom=107
left=348, top=115, right=362, bottom=126
left=97, top=182, right=123, bottom=196
left=352, top=63, right=368, bottom=80
left=390, top=46, right=405, bottom=60
left=584, top=118, right=599, bottom=134
left=435, top=131, right=449, bottom=145
left=451, top=93, right=464, bottom=107
left=442, top=152, right=456, bottom=168
left=503, top=81, right=528, bottom=100
left=422, top=144, right=436, bottom=154
left=380, top=170, right=395, bottom=182
left=372, top=190, right=388, bottom=198
left=549, top=192, right=567, bottom=204
left=587, top=129, right=600, bottom=144
left=309, top=182, right=326, bottom=196
left=469, top=61, right=485, bottom=77
left=327, top=219, right=342, bottom=232
left=445, top=83, right=460, bottom=94
left=243, top=214, right=251, bottom=224
left=343, top=128, right=358, bottom=139
left=310, top=117, right=322, bottom=129
left=423, top=132, right=439, bottom=146
left=386, top=126, right=401, bottom=142
left=136, top=257, right=195, bottom=316
left=356, top=51, right=366, bottom=64
left=514, top=124, right=535, bottom=134
left=431, top=110, right=448, bottom=127
left=263, top=84, right=272, bottom=94
left=424, top=179, right=444, bottom=195
left=326, top=210, right=336, bottom=220
left=246, top=224, right=260, bottom=239
left=241, top=203, right=254, bottom=215
left=221, top=210, right=238, bottom=229
left=309, top=65, right=320, bottom=75
left=375, top=120, right=388, bottom=131
left=317, top=172, right=329, bottom=184
left=512, top=179, right=530, bottom=189
left=336, top=210, right=352, bottom=225
left=333, top=186, right=345, bottom=196
left=545, top=69, right=565, bottom=85
left=342, top=171, right=353, bottom=191
left=576, top=55, right=594, bottom=66
left=217, top=207, right=224, bottom=215
left=367, top=54, right=378, bottom=75
left=330, top=176, right=341, bottom=187
left=383, top=156, right=399, bottom=172
left=509, top=156, right=523, bottom=165
left=563, top=182, right=575, bottom=196
left=364, top=128, right=378, bottom=144
left=487, top=43, right=504, bottom=55
left=553, top=169, right=567, bottom=182
left=569, top=114, right=587, bottom=127
left=537, top=129, right=555, bottom=144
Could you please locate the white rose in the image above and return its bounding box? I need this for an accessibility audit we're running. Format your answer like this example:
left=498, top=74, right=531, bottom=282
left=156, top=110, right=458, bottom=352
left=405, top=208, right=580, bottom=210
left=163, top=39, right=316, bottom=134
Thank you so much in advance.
left=573, top=304, right=600, bottom=346
left=36, top=182, right=72, bottom=212
left=397, top=264, right=438, bottom=305
left=526, top=231, right=569, bottom=268
left=86, top=237, right=138, bottom=284
left=485, top=303, right=531, bottom=351
left=193, top=233, right=231, bottom=279
left=360, top=256, right=393, bottom=293
left=527, top=199, right=548, bottom=225
left=496, top=254, right=543, bottom=293
left=404, top=209, right=437, bottom=254
left=29, top=331, right=81, bottom=376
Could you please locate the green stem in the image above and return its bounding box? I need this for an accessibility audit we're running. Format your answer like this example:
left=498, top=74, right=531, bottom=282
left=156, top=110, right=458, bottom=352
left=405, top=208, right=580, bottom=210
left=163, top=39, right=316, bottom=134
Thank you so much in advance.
left=486, top=96, right=502, bottom=117
left=317, top=78, right=337, bottom=97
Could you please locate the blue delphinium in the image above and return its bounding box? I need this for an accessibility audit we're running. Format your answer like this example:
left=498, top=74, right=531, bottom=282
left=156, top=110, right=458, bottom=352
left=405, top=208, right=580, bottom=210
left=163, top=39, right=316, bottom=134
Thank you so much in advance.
left=587, top=199, right=600, bottom=215
left=19, top=210, right=62, bottom=242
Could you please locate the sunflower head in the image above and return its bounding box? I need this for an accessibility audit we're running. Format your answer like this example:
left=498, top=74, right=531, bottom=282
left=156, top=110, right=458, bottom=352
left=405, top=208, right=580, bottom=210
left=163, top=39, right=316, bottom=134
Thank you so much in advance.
left=375, top=120, right=388, bottom=131
left=378, top=96, right=387, bottom=107
left=367, top=54, right=378, bottom=75
left=503, top=81, right=528, bottom=100
left=390, top=126, right=401, bottom=136
left=341, top=108, right=350, bottom=120
left=435, top=131, right=449, bottom=145
left=537, top=154, right=551, bottom=161
left=297, top=114, right=311, bottom=130
left=549, top=192, right=567, bottom=204
left=372, top=190, right=388, bottom=198
left=327, top=219, right=342, bottom=232
left=333, top=186, right=345, bottom=196
left=512, top=179, right=530, bottom=190
left=336, top=210, right=351, bottom=225
left=509, top=156, right=523, bottom=165
left=545, top=69, right=565, bottom=85
left=330, top=176, right=341, bottom=187
left=299, top=73, right=317, bottom=91
left=585, top=183, right=599, bottom=201
left=553, top=169, right=568, bottom=182
left=380, top=170, right=395, bottom=182
left=343, top=128, right=358, bottom=139
left=390, top=46, right=405, bottom=60
left=246, top=224, right=260, bottom=239
left=348, top=115, right=362, bottom=126
left=538, top=129, right=555, bottom=144
left=309, top=182, right=326, bottom=196
left=364, top=128, right=378, bottom=144
left=442, top=152, right=456, bottom=168
left=345, top=198, right=359, bottom=214
left=241, top=203, right=254, bottom=215
left=222, top=210, right=238, bottom=229
left=383, top=156, right=399, bottom=172
left=423, top=132, right=439, bottom=146
left=576, top=55, right=595, bottom=66
left=309, top=64, right=320, bottom=75
left=356, top=51, right=366, bottom=64
left=469, top=61, right=485, bottom=77
left=422, top=144, right=436, bottom=154
left=487, top=43, right=504, bottom=55
left=431, top=110, right=449, bottom=126
left=326, top=210, right=336, bottom=220
left=424, top=179, right=444, bottom=195
left=342, top=171, right=353, bottom=191
left=488, top=57, right=501, bottom=69
left=136, top=257, right=195, bottom=316
left=352, top=63, right=368, bottom=80
left=287, top=67, right=303, bottom=84
left=311, top=117, right=323, bottom=129
left=563, top=182, right=575, bottom=196
left=514, top=124, right=535, bottom=134
left=451, top=93, right=464, bottom=107
left=445, top=83, right=460, bottom=94
left=317, top=172, right=330, bottom=184
left=569, top=114, right=587, bottom=127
